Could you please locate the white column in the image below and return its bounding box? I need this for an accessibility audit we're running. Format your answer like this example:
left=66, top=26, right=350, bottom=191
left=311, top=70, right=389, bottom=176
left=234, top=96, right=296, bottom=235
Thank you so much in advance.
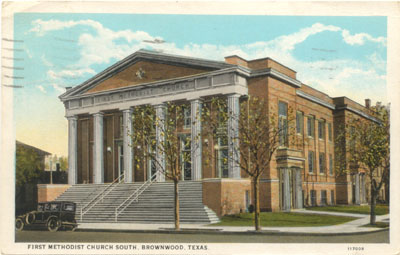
left=123, top=109, right=133, bottom=183
left=228, top=94, right=241, bottom=179
left=155, top=104, right=166, bottom=182
left=93, top=112, right=104, bottom=184
left=191, top=99, right=202, bottom=180
left=67, top=116, right=78, bottom=185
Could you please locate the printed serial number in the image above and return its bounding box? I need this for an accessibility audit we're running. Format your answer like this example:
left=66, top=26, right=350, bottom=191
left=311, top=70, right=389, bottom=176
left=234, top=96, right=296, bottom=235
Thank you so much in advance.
left=348, top=247, right=364, bottom=251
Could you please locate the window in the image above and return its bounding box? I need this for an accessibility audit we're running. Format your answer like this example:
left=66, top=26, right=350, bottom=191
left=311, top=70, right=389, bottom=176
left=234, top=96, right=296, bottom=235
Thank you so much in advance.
left=330, top=190, right=335, bottom=205
left=329, top=154, right=333, bottom=175
left=328, top=123, right=332, bottom=141
left=217, top=136, right=228, bottom=178
left=180, top=135, right=192, bottom=180
left=308, top=151, right=315, bottom=173
left=321, top=190, right=327, bottom=205
left=307, top=116, right=315, bottom=137
left=183, top=105, right=191, bottom=129
left=119, top=115, right=123, bottom=137
left=296, top=111, right=303, bottom=134
left=318, top=120, right=325, bottom=140
left=319, top=153, right=326, bottom=174
left=278, top=101, right=288, bottom=146
left=310, top=190, right=317, bottom=206
left=350, top=126, right=356, bottom=152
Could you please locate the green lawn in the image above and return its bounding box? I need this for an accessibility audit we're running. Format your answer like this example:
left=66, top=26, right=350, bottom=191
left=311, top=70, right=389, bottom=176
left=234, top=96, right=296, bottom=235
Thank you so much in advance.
left=306, top=205, right=389, bottom=216
left=211, top=212, right=356, bottom=227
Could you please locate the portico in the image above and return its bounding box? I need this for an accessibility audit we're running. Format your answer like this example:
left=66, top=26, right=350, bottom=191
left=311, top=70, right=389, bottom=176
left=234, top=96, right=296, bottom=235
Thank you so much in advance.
left=61, top=50, right=247, bottom=185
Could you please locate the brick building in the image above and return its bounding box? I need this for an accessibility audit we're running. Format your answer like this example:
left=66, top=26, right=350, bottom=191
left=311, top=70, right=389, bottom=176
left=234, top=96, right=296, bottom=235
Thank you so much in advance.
left=57, top=49, right=381, bottom=216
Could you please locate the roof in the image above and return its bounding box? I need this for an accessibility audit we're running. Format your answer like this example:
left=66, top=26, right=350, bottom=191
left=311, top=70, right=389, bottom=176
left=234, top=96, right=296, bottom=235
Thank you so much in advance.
left=59, top=49, right=234, bottom=100
left=16, top=140, right=51, bottom=155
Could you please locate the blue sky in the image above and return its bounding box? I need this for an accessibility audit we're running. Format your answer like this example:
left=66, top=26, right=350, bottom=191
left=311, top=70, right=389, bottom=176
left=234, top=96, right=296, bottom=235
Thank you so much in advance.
left=9, top=13, right=387, bottom=156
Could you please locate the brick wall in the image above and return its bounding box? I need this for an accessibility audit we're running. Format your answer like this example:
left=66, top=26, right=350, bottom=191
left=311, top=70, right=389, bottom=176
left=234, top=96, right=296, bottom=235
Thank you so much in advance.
left=37, top=184, right=71, bottom=202
left=202, top=179, right=251, bottom=216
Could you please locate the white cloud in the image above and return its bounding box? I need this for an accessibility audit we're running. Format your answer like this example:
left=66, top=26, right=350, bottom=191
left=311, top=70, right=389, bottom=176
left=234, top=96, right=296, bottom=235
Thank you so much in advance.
left=30, top=19, right=387, bottom=104
left=50, top=83, right=65, bottom=93
left=36, top=85, right=46, bottom=93
left=47, top=68, right=96, bottom=79
left=342, top=29, right=386, bottom=46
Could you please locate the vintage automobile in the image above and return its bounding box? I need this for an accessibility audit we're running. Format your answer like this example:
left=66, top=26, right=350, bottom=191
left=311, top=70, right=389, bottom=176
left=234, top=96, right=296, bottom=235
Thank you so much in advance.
left=16, top=201, right=78, bottom=232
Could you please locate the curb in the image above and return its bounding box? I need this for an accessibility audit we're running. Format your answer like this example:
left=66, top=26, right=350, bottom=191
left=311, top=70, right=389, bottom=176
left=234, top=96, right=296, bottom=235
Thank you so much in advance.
left=75, top=227, right=389, bottom=236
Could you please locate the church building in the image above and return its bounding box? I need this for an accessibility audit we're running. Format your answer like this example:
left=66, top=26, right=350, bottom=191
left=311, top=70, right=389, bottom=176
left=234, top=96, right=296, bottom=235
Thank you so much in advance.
left=57, top=49, right=380, bottom=216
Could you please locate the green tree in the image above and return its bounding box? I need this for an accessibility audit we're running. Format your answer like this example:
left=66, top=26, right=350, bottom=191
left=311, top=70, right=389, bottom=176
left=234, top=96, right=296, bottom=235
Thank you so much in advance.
left=16, top=145, right=43, bottom=186
left=336, top=104, right=390, bottom=225
left=58, top=156, right=68, bottom=171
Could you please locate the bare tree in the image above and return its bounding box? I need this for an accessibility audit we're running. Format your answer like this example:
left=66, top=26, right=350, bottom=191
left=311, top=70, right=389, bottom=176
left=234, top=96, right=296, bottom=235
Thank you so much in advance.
left=130, top=103, right=200, bottom=230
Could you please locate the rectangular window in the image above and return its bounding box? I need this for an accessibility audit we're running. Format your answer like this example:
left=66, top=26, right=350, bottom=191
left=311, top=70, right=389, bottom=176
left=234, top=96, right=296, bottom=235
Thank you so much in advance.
left=183, top=106, right=191, bottom=129
left=119, top=115, right=123, bottom=138
left=180, top=135, right=191, bottom=180
left=328, top=123, right=332, bottom=141
left=296, top=111, right=303, bottom=134
left=307, top=116, right=315, bottom=137
left=217, top=136, right=228, bottom=178
left=318, top=120, right=325, bottom=139
left=321, top=190, right=327, bottom=205
left=319, top=152, right=326, bottom=174
left=308, top=151, right=314, bottom=173
left=329, top=154, right=333, bottom=175
left=310, top=190, right=317, bottom=206
left=330, top=190, right=335, bottom=205
left=278, top=101, right=288, bottom=146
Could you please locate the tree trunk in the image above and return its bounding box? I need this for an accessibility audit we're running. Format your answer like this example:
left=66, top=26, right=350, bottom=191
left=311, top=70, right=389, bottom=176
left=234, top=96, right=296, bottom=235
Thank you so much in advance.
left=174, top=179, right=180, bottom=230
left=370, top=182, right=376, bottom=225
left=253, top=178, right=261, bottom=231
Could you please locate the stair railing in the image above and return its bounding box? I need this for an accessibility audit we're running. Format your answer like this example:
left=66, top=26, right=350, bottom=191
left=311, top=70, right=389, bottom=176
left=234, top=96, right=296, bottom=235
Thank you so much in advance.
left=114, top=171, right=159, bottom=222
left=80, top=173, right=125, bottom=221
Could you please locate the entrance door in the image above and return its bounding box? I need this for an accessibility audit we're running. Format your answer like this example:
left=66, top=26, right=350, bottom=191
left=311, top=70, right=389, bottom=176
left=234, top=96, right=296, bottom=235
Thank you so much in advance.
left=180, top=135, right=191, bottom=180
left=117, top=142, right=124, bottom=179
left=147, top=142, right=157, bottom=181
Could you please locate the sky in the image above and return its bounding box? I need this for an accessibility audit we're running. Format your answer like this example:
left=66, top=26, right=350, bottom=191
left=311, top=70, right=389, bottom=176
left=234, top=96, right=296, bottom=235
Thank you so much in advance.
left=9, top=13, right=387, bottom=157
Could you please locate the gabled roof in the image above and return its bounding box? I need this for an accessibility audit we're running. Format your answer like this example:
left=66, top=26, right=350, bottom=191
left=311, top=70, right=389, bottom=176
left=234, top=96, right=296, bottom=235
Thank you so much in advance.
left=59, top=49, right=234, bottom=100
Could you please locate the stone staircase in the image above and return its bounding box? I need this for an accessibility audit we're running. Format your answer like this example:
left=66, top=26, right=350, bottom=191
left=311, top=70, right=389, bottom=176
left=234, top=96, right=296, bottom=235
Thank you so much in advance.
left=55, top=181, right=219, bottom=224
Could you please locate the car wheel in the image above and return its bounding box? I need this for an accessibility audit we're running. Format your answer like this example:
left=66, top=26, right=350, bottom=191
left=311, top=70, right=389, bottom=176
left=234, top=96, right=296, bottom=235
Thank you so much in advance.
left=47, top=218, right=61, bottom=232
left=15, top=218, right=24, bottom=231
left=25, top=212, right=35, bottom=225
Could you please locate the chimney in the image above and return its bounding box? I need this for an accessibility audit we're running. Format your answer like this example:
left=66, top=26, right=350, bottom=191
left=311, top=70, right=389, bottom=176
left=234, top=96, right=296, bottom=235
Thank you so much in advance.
left=65, top=86, right=72, bottom=91
left=365, top=99, right=371, bottom=108
left=224, top=55, right=248, bottom=68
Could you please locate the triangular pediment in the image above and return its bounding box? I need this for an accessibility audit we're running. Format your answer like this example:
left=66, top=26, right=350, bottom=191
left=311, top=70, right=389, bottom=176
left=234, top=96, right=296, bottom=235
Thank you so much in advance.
left=85, top=60, right=213, bottom=94
left=60, top=50, right=233, bottom=99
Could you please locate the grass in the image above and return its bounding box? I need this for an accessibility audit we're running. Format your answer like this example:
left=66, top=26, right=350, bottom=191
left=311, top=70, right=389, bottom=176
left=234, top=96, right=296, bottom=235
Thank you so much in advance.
left=211, top=212, right=356, bottom=227
left=306, top=205, right=389, bottom=216
left=361, top=222, right=389, bottom=228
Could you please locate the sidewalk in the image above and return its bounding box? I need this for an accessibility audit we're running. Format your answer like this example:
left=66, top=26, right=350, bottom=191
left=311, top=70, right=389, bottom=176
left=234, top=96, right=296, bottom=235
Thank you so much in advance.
left=76, top=211, right=390, bottom=235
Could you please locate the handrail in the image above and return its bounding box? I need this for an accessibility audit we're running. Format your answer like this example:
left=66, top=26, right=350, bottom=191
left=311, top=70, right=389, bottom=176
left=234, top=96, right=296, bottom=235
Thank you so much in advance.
left=114, top=171, right=158, bottom=222
left=80, top=173, right=125, bottom=220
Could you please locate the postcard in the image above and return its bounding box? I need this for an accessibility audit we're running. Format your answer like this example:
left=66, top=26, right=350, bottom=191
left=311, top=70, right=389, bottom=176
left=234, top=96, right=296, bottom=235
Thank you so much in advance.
left=1, top=1, right=399, bottom=255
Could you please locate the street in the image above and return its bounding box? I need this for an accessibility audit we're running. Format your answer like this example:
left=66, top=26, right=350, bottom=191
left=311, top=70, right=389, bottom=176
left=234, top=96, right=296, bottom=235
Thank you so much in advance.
left=15, top=229, right=389, bottom=243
